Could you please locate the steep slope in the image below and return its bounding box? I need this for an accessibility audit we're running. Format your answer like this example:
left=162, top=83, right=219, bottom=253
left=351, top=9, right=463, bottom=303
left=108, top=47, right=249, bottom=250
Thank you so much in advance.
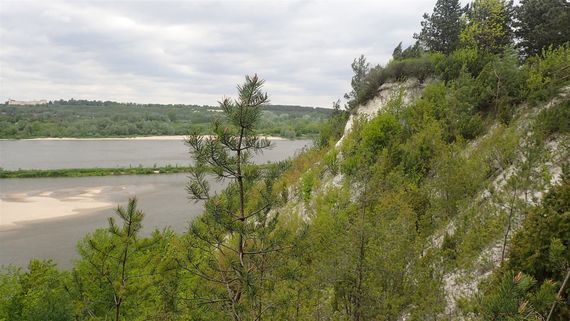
left=270, top=76, right=569, bottom=320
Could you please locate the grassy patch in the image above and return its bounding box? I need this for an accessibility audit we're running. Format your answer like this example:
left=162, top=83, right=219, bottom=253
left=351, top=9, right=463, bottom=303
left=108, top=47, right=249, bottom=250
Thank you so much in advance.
left=0, top=165, right=192, bottom=178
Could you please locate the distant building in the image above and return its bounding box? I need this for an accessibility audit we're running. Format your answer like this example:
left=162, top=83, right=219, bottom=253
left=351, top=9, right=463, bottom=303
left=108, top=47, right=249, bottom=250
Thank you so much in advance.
left=5, top=99, right=48, bottom=106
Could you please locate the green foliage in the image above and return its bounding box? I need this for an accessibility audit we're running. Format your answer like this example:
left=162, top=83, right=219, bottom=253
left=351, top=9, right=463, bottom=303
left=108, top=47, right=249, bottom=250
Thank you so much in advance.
left=351, top=55, right=437, bottom=107
left=0, top=102, right=330, bottom=139
left=515, top=0, right=570, bottom=58
left=317, top=100, right=349, bottom=148
left=429, top=143, right=488, bottom=220
left=435, top=47, right=488, bottom=81
left=323, top=148, right=340, bottom=176
left=394, top=41, right=424, bottom=61
left=0, top=165, right=192, bottom=178
left=473, top=271, right=556, bottom=321
left=508, top=175, right=570, bottom=283
left=301, top=170, right=317, bottom=203
left=415, top=0, right=464, bottom=54
left=525, top=45, right=570, bottom=103
left=460, top=0, right=513, bottom=54
left=398, top=119, right=445, bottom=180
left=340, top=112, right=402, bottom=176
left=465, top=171, right=570, bottom=321
left=345, top=55, right=371, bottom=112
left=535, top=100, right=570, bottom=137
left=3, top=2, right=570, bottom=320
left=0, top=261, right=72, bottom=321
left=445, top=74, right=486, bottom=140
left=392, top=42, right=404, bottom=60
left=72, top=198, right=156, bottom=321
left=474, top=49, right=527, bottom=123
left=183, top=75, right=297, bottom=321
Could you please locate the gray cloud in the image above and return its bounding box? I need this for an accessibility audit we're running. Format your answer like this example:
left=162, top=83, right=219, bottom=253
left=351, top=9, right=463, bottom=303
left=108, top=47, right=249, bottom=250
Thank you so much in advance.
left=0, top=0, right=435, bottom=107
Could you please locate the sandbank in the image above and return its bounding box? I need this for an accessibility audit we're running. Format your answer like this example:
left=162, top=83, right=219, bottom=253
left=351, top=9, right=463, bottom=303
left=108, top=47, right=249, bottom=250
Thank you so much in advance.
left=0, top=187, right=114, bottom=229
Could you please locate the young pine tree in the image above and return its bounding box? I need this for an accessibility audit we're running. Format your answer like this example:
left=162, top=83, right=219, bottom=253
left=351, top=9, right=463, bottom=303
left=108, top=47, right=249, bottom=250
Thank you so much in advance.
left=184, top=74, right=289, bottom=321
left=73, top=197, right=154, bottom=321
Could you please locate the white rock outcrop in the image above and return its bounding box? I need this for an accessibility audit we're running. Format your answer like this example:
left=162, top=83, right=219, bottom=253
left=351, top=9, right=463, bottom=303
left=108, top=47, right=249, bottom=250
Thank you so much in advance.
left=336, top=78, right=427, bottom=148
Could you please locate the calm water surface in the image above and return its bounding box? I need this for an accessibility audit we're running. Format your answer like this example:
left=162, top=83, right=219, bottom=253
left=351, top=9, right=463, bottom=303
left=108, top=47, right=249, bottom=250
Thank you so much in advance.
left=0, top=139, right=311, bottom=268
left=0, top=139, right=310, bottom=169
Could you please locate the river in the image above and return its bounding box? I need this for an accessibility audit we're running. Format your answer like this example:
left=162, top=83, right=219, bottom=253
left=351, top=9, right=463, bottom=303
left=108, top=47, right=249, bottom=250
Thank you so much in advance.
left=0, top=138, right=311, bottom=268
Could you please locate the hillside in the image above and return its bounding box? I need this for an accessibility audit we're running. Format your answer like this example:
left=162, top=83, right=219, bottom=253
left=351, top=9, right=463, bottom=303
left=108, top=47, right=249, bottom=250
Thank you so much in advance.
left=273, top=77, right=568, bottom=320
left=1, top=0, right=569, bottom=320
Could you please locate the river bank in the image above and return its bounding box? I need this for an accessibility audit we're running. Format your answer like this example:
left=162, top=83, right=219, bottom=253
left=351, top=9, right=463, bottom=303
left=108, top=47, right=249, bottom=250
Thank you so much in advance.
left=0, top=165, right=192, bottom=178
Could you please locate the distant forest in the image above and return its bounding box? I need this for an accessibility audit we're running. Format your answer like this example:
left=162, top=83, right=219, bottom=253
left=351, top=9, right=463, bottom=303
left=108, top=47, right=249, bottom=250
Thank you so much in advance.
left=0, top=100, right=331, bottom=139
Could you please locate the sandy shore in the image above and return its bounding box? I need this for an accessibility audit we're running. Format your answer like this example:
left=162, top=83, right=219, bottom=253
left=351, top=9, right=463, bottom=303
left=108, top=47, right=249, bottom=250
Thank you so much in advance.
left=3, top=135, right=286, bottom=141
left=0, top=187, right=115, bottom=228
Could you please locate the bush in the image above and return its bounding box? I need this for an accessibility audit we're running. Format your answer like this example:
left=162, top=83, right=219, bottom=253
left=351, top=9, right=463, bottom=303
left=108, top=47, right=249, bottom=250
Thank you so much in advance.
left=316, top=102, right=349, bottom=148
left=535, top=100, right=570, bottom=137
left=473, top=271, right=557, bottom=320
left=300, top=170, right=317, bottom=202
left=356, top=55, right=438, bottom=107
left=475, top=49, right=528, bottom=123
left=435, top=48, right=492, bottom=82
left=508, top=174, right=570, bottom=283
left=525, top=44, right=570, bottom=102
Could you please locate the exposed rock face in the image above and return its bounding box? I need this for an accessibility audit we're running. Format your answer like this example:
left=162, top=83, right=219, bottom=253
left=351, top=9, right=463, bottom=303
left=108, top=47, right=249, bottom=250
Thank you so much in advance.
left=336, top=78, right=428, bottom=148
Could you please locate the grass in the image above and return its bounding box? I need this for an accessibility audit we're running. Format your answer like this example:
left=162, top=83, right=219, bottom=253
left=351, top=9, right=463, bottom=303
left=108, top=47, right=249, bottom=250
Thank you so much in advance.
left=0, top=165, right=192, bottom=178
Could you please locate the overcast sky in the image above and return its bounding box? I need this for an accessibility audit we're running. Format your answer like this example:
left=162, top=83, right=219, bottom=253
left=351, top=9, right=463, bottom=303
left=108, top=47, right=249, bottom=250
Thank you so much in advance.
left=0, top=0, right=437, bottom=107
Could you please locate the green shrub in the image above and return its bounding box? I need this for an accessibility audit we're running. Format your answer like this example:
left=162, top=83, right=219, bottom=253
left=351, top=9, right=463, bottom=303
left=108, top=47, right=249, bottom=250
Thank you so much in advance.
left=340, top=113, right=402, bottom=176
left=361, top=113, right=402, bottom=154
left=324, top=149, right=339, bottom=175
left=508, top=174, right=570, bottom=283
left=525, top=44, right=570, bottom=102
left=473, top=271, right=557, bottom=321
left=535, top=100, right=570, bottom=137
left=442, top=232, right=459, bottom=261
left=301, top=170, right=317, bottom=202
left=398, top=120, right=445, bottom=180
left=435, top=48, right=492, bottom=82
left=356, top=55, right=438, bottom=106
left=475, top=49, right=528, bottom=123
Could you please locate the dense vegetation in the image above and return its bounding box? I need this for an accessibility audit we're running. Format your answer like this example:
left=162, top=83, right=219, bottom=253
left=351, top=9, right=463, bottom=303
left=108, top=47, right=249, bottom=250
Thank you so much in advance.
left=0, top=102, right=330, bottom=139
left=1, top=0, right=569, bottom=320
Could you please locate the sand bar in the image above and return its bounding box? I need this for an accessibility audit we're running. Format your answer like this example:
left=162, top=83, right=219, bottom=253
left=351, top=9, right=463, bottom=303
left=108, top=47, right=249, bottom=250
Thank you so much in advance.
left=0, top=187, right=114, bottom=229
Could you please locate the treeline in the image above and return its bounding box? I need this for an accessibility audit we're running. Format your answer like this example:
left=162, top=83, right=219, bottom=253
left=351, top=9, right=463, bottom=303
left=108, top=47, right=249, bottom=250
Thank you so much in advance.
left=0, top=102, right=330, bottom=139
left=343, top=0, right=569, bottom=114
left=1, top=1, right=569, bottom=321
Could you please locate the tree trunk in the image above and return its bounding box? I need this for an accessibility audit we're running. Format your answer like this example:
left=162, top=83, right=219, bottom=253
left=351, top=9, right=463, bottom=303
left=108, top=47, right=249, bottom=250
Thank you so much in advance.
left=546, top=269, right=570, bottom=321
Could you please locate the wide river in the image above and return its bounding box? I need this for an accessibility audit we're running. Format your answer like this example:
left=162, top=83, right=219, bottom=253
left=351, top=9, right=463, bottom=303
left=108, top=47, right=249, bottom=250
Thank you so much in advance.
left=0, top=138, right=311, bottom=268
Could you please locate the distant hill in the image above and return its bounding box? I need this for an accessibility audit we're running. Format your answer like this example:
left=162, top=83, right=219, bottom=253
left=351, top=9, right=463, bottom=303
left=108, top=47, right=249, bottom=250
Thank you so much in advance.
left=0, top=100, right=331, bottom=139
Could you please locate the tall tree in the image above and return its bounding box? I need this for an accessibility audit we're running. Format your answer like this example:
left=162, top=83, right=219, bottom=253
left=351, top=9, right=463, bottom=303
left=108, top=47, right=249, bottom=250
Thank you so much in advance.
left=344, top=55, right=370, bottom=112
left=460, top=0, right=514, bottom=54
left=184, top=74, right=288, bottom=321
left=515, top=0, right=570, bottom=57
left=415, top=0, right=464, bottom=54
left=392, top=42, right=404, bottom=60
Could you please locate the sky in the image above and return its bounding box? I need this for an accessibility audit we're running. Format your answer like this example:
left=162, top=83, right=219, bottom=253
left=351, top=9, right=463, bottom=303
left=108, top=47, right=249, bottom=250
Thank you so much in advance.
left=0, top=0, right=436, bottom=107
